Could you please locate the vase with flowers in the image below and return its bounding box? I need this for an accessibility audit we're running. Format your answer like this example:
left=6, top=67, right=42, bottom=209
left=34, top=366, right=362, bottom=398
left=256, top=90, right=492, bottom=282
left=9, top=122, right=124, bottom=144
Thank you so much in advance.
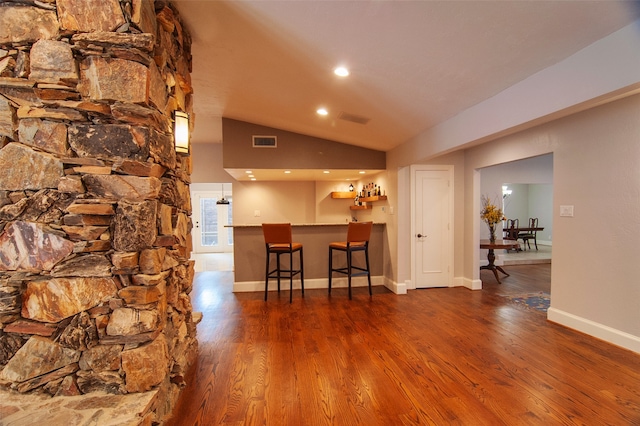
left=480, top=195, right=505, bottom=243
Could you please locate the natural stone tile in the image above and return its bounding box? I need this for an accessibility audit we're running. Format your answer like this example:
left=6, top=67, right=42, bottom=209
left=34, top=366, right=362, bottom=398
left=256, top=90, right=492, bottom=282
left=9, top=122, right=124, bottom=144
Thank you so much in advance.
left=22, top=277, right=118, bottom=323
left=76, top=369, right=125, bottom=395
left=18, top=118, right=68, bottom=156
left=0, top=284, right=20, bottom=314
left=0, top=143, right=63, bottom=191
left=173, top=212, right=189, bottom=247
left=51, top=254, right=112, bottom=277
left=78, top=56, right=148, bottom=103
left=0, top=221, right=74, bottom=271
left=111, top=252, right=139, bottom=271
left=159, top=177, right=191, bottom=212
left=58, top=311, right=99, bottom=351
left=139, top=248, right=166, bottom=275
left=106, top=307, right=159, bottom=336
left=0, top=94, right=16, bottom=139
left=66, top=202, right=114, bottom=215
left=82, top=175, right=161, bottom=201
left=71, top=32, right=155, bottom=52
left=112, top=200, right=157, bottom=252
left=57, top=0, right=125, bottom=32
left=121, top=334, right=168, bottom=393
left=149, top=62, right=167, bottom=111
left=61, top=225, right=109, bottom=241
left=149, top=128, right=176, bottom=170
left=72, top=165, right=112, bottom=175
left=0, top=7, right=59, bottom=45
left=73, top=240, right=112, bottom=253
left=17, top=105, right=85, bottom=121
left=118, top=282, right=164, bottom=305
left=4, top=319, right=57, bottom=337
left=28, top=40, right=78, bottom=85
left=0, top=335, right=80, bottom=382
left=17, top=362, right=79, bottom=393
left=63, top=214, right=111, bottom=226
left=132, top=0, right=158, bottom=35
left=58, top=176, right=86, bottom=194
left=113, top=159, right=166, bottom=179
left=0, top=333, right=24, bottom=366
left=68, top=123, right=150, bottom=162
left=110, top=101, right=168, bottom=128
left=79, top=344, right=122, bottom=371
left=132, top=271, right=169, bottom=286
left=158, top=203, right=173, bottom=236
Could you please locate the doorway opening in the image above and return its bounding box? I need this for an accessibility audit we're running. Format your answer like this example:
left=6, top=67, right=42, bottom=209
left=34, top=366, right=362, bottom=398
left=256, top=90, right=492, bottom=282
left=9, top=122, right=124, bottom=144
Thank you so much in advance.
left=191, top=183, right=234, bottom=272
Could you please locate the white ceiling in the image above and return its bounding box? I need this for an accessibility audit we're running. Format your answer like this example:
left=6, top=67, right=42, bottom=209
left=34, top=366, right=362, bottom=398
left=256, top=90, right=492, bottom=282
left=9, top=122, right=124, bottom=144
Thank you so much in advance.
left=173, top=0, right=639, bottom=153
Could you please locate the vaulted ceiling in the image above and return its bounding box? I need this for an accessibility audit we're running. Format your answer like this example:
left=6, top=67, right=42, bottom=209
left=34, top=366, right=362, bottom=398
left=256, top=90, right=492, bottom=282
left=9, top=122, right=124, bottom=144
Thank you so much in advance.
left=173, top=1, right=639, bottom=153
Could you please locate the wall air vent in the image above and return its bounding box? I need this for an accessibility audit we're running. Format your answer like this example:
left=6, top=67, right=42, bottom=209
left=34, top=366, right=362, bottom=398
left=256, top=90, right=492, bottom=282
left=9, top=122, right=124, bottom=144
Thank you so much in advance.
left=252, top=135, right=277, bottom=148
left=338, top=111, right=370, bottom=125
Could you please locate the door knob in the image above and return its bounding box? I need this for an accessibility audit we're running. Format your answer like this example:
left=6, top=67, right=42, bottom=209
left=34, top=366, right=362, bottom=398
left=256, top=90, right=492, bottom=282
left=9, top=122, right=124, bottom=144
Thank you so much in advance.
left=417, top=233, right=424, bottom=238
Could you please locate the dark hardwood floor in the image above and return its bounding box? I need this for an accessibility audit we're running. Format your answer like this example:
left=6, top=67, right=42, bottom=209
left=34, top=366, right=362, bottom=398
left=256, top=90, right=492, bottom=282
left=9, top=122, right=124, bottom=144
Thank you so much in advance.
left=166, top=265, right=640, bottom=425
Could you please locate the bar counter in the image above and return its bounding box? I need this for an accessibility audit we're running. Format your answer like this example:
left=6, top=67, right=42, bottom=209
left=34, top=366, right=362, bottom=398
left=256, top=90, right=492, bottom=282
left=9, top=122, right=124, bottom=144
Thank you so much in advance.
left=229, top=223, right=386, bottom=293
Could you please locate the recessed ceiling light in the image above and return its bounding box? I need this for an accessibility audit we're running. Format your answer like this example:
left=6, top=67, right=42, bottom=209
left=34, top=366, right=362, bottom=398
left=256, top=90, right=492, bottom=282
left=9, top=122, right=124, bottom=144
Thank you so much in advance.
left=334, top=66, right=349, bottom=77
left=248, top=174, right=254, bottom=178
left=317, top=108, right=328, bottom=116
left=245, top=170, right=252, bottom=174
left=359, top=171, right=366, bottom=174
left=323, top=170, right=330, bottom=174
left=284, top=170, right=291, bottom=174
left=250, top=178, right=256, bottom=181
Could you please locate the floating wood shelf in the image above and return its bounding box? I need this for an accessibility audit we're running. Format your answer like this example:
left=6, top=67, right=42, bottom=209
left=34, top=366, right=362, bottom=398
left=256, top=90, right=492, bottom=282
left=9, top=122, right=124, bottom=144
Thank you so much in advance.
left=358, top=195, right=387, bottom=202
left=350, top=205, right=372, bottom=210
left=331, top=191, right=357, bottom=199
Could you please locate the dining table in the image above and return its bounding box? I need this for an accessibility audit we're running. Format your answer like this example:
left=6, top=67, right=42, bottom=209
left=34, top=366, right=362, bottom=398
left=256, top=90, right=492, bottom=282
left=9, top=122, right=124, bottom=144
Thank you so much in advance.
left=480, top=239, right=521, bottom=283
left=503, top=226, right=544, bottom=249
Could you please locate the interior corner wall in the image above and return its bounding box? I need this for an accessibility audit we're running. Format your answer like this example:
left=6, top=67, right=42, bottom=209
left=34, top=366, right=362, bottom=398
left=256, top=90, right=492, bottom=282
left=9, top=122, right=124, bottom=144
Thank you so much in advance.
left=191, top=143, right=234, bottom=183
left=464, top=93, right=640, bottom=352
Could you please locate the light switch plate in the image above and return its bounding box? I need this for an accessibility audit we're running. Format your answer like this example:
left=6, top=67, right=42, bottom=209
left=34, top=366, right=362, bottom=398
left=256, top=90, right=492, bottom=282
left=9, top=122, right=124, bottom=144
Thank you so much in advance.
left=560, top=205, right=574, bottom=217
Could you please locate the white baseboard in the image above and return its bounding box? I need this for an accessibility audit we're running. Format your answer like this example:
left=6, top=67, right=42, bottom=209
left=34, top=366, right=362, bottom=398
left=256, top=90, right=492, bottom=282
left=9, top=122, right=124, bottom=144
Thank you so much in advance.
left=384, top=278, right=407, bottom=294
left=233, top=276, right=385, bottom=293
left=548, top=307, right=640, bottom=354
left=459, top=276, right=483, bottom=290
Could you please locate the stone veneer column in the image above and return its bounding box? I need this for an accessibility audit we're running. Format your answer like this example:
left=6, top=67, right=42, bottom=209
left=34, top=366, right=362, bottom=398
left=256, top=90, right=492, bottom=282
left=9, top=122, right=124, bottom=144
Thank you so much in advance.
left=0, top=0, right=197, bottom=422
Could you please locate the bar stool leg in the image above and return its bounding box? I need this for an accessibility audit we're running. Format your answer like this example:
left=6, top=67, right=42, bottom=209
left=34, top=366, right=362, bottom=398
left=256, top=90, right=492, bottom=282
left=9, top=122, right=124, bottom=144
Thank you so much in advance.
left=328, top=247, right=333, bottom=295
left=289, top=251, right=293, bottom=303
left=300, top=247, right=304, bottom=297
left=264, top=250, right=269, bottom=301
left=347, top=249, right=352, bottom=300
left=365, top=248, right=372, bottom=296
left=276, top=253, right=281, bottom=293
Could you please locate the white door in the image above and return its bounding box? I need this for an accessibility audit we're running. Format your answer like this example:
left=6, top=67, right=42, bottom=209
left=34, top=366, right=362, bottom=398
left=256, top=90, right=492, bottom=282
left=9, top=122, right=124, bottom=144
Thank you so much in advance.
left=413, top=168, right=453, bottom=288
left=192, top=191, right=233, bottom=253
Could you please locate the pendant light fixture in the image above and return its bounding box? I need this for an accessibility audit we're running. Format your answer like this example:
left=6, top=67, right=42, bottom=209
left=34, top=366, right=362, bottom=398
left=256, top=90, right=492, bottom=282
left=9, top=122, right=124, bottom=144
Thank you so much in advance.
left=217, top=183, right=230, bottom=205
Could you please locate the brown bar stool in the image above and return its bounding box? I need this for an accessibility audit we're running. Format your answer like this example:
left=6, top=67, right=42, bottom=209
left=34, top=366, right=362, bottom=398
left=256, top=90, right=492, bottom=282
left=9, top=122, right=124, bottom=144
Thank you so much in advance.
left=328, top=221, right=373, bottom=299
left=262, top=223, right=304, bottom=303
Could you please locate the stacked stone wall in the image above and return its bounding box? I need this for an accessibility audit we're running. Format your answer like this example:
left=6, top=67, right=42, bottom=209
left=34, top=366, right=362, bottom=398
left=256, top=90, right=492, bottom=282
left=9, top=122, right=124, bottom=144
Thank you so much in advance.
left=0, top=0, right=197, bottom=422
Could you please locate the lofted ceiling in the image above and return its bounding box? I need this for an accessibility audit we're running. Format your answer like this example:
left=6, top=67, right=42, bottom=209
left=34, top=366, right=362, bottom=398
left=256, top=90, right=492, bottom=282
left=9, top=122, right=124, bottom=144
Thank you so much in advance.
left=173, top=0, right=639, bottom=155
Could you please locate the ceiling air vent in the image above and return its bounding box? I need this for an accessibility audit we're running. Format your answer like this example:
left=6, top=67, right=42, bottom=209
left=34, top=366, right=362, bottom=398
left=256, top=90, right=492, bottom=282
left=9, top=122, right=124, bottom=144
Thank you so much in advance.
left=338, top=111, right=370, bottom=125
left=252, top=135, right=277, bottom=148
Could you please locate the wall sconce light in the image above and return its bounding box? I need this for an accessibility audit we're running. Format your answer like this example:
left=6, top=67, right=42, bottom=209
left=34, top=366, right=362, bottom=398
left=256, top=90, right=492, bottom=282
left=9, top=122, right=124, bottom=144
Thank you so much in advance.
left=174, top=111, right=190, bottom=155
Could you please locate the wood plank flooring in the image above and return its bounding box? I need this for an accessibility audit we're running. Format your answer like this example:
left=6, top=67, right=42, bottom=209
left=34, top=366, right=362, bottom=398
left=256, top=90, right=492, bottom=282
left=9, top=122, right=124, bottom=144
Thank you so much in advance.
left=166, top=265, right=640, bottom=425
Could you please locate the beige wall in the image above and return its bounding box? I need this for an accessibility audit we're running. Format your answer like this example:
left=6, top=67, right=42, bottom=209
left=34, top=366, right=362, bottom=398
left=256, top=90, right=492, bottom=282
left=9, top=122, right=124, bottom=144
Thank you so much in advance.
left=462, top=93, right=640, bottom=347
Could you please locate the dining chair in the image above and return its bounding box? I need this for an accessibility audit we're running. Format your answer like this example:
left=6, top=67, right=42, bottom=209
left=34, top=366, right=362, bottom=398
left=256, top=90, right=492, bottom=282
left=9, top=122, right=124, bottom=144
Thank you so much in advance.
left=328, top=221, right=373, bottom=300
left=519, top=217, right=539, bottom=251
left=262, top=223, right=304, bottom=303
left=504, top=218, right=519, bottom=240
